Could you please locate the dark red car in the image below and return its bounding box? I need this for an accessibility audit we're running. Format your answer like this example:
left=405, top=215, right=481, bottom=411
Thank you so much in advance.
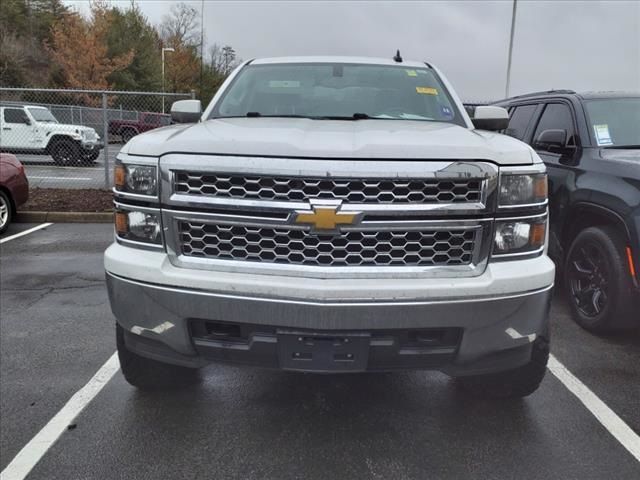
left=0, top=153, right=29, bottom=233
left=108, top=112, right=171, bottom=143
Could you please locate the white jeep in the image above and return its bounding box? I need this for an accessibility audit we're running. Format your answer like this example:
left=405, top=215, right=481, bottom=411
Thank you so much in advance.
left=0, top=105, right=103, bottom=165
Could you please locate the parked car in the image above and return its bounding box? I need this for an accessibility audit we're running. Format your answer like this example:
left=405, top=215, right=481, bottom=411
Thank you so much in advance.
left=494, top=90, right=639, bottom=332
left=0, top=153, right=29, bottom=233
left=108, top=112, right=171, bottom=143
left=106, top=56, right=555, bottom=397
left=0, top=105, right=103, bottom=166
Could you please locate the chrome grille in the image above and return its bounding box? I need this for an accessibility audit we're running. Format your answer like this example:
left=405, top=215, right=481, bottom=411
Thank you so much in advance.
left=178, top=221, right=476, bottom=267
left=173, top=172, right=482, bottom=204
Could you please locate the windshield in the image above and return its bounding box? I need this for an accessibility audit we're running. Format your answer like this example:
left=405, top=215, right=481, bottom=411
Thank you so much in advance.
left=28, top=107, right=58, bottom=123
left=584, top=98, right=640, bottom=148
left=211, top=63, right=464, bottom=125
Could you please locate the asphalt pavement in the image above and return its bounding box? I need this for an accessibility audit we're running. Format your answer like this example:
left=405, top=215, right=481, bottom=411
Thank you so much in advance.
left=1, top=223, right=639, bottom=480
left=16, top=145, right=121, bottom=189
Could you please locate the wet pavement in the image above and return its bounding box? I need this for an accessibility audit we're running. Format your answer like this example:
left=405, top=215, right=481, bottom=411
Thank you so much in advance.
left=1, top=223, right=638, bottom=479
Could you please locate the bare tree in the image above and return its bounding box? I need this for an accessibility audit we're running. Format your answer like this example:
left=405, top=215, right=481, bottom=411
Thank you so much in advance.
left=221, top=45, right=236, bottom=75
left=208, top=43, right=225, bottom=73
left=160, top=2, right=199, bottom=47
left=209, top=43, right=239, bottom=75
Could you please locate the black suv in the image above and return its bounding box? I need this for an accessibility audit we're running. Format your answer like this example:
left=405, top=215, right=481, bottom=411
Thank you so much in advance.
left=494, top=91, right=639, bottom=332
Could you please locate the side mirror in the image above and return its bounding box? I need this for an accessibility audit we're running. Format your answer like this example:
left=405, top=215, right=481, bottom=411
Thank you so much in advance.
left=171, top=100, right=202, bottom=123
left=23, top=116, right=31, bottom=126
left=534, top=129, right=567, bottom=151
left=471, top=106, right=509, bottom=131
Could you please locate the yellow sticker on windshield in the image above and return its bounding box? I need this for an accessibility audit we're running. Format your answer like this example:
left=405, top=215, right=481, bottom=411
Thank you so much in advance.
left=416, top=87, right=438, bottom=95
left=406, top=70, right=418, bottom=77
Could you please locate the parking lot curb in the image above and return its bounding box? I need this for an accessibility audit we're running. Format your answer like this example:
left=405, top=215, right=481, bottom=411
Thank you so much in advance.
left=16, top=211, right=113, bottom=223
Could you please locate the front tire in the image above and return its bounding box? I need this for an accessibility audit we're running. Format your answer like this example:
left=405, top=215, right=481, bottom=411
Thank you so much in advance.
left=50, top=140, right=80, bottom=166
left=0, top=190, right=12, bottom=234
left=456, top=337, right=549, bottom=399
left=116, top=324, right=200, bottom=390
left=564, top=226, right=635, bottom=332
left=80, top=150, right=100, bottom=165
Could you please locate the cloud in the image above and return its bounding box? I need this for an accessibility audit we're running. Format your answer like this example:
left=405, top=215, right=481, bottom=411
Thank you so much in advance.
left=63, top=0, right=639, bottom=100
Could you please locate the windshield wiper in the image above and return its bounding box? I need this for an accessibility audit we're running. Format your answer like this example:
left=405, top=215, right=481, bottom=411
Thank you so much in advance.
left=244, top=112, right=372, bottom=120
left=317, top=113, right=371, bottom=120
left=245, top=112, right=309, bottom=118
left=603, top=144, right=640, bottom=149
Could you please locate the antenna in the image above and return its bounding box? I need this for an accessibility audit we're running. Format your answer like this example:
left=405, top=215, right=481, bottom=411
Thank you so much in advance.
left=393, top=50, right=403, bottom=63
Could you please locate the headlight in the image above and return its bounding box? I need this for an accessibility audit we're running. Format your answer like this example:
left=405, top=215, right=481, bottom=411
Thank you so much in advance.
left=115, top=209, right=162, bottom=245
left=499, top=173, right=547, bottom=207
left=493, top=215, right=547, bottom=257
left=114, top=164, right=157, bottom=196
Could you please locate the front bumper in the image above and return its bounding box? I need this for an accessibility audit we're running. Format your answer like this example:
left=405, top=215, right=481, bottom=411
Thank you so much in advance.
left=105, top=245, right=554, bottom=375
left=81, top=140, right=104, bottom=151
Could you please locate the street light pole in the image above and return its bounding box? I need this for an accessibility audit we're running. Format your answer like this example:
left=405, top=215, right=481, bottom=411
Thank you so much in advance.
left=161, top=47, right=175, bottom=113
left=505, top=0, right=518, bottom=98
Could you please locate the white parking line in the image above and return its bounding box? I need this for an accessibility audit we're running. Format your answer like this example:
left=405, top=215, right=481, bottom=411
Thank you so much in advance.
left=548, top=354, right=640, bottom=462
left=0, top=223, right=52, bottom=244
left=0, top=353, right=120, bottom=480
left=1, top=349, right=638, bottom=479
left=28, top=176, right=92, bottom=181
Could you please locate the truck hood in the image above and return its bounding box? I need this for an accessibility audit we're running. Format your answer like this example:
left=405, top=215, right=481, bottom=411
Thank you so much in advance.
left=598, top=148, right=640, bottom=180
left=39, top=123, right=97, bottom=134
left=122, top=118, right=537, bottom=165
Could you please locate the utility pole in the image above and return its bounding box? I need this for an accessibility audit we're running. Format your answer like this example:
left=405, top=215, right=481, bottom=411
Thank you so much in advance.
left=505, top=0, right=518, bottom=98
left=161, top=47, right=175, bottom=113
left=200, top=0, right=205, bottom=98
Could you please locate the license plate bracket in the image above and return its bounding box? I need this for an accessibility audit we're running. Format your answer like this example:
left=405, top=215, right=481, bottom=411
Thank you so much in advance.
left=277, top=331, right=370, bottom=372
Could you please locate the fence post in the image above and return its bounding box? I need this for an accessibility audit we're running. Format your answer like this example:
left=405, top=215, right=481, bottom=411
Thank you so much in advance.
left=102, top=92, right=110, bottom=190
left=191, top=90, right=196, bottom=99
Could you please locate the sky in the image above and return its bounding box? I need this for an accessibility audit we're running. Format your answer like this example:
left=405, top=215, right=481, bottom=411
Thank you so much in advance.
left=63, top=0, right=640, bottom=101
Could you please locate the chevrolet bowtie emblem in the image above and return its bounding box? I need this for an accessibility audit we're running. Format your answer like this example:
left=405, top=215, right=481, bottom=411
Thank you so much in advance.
left=293, top=203, right=361, bottom=233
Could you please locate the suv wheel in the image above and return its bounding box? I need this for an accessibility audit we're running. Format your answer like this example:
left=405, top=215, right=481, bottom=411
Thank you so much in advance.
left=80, top=150, right=100, bottom=165
left=456, top=337, right=549, bottom=398
left=116, top=324, right=200, bottom=390
left=0, top=191, right=12, bottom=234
left=565, top=226, right=635, bottom=332
left=50, top=140, right=80, bottom=166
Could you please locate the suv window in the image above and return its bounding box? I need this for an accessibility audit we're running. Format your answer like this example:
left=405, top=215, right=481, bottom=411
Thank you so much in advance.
left=3, top=108, right=28, bottom=124
left=505, top=104, right=537, bottom=140
left=532, top=103, right=576, bottom=147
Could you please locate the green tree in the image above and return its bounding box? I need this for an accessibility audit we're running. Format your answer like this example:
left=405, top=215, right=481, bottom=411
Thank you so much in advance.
left=105, top=3, right=163, bottom=109
left=0, top=0, right=69, bottom=86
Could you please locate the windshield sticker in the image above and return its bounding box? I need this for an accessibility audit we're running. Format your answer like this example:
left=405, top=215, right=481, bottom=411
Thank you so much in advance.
left=440, top=105, right=454, bottom=119
left=268, top=80, right=301, bottom=88
left=416, top=87, right=438, bottom=95
left=593, top=124, right=613, bottom=146
left=406, top=70, right=418, bottom=77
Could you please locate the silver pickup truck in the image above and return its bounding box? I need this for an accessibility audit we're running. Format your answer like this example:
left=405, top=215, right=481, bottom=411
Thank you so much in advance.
left=105, top=56, right=555, bottom=398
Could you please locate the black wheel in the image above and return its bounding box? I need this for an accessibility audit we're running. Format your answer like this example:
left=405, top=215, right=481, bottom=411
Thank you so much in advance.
left=116, top=324, right=200, bottom=390
left=456, top=337, right=549, bottom=399
left=121, top=128, right=137, bottom=143
left=80, top=150, right=100, bottom=165
left=0, top=190, right=12, bottom=234
left=50, top=140, right=80, bottom=166
left=565, top=226, right=635, bottom=332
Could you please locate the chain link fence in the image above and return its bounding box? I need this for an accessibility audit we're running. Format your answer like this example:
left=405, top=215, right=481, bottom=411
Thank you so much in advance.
left=0, top=87, right=194, bottom=212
